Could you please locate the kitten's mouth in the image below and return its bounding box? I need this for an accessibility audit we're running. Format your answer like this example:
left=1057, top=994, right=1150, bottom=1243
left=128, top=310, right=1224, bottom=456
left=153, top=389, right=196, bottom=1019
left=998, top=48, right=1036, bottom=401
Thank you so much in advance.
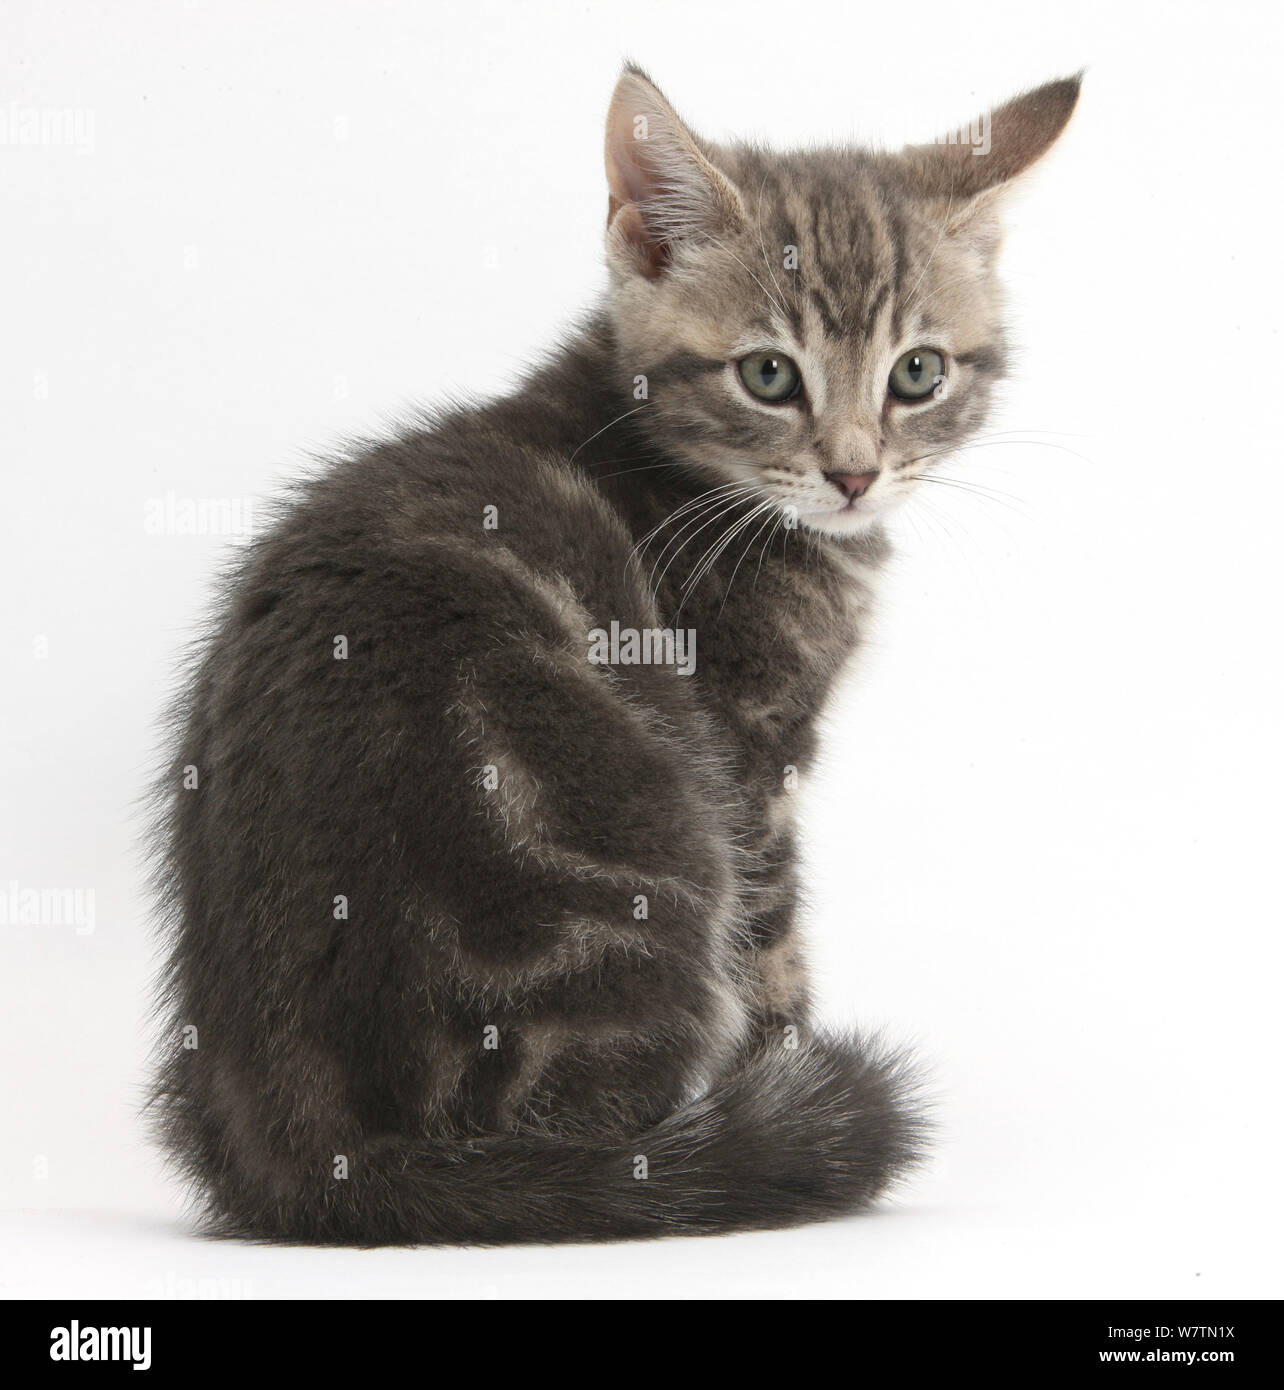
left=796, top=499, right=881, bottom=536
left=791, top=471, right=884, bottom=533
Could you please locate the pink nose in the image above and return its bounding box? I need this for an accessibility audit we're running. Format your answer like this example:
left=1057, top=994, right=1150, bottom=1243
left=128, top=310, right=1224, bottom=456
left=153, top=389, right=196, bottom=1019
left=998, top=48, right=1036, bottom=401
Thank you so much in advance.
left=825, top=470, right=878, bottom=501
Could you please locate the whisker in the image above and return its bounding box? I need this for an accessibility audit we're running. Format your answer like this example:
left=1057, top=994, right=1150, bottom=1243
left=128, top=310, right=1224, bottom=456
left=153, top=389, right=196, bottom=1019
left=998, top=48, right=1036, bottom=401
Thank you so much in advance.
left=721, top=502, right=782, bottom=617
left=947, top=437, right=1099, bottom=467
left=754, top=512, right=786, bottom=592
left=648, top=487, right=760, bottom=597
left=629, top=480, right=752, bottom=563
left=677, top=499, right=773, bottom=617
left=901, top=178, right=956, bottom=316
left=755, top=175, right=790, bottom=313
left=569, top=401, right=652, bottom=463
left=912, top=475, right=1028, bottom=517
left=705, top=234, right=790, bottom=322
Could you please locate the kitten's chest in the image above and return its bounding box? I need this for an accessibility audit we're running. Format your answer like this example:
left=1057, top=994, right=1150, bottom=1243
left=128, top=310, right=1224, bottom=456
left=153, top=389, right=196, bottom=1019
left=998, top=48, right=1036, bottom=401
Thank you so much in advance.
left=684, top=544, right=878, bottom=795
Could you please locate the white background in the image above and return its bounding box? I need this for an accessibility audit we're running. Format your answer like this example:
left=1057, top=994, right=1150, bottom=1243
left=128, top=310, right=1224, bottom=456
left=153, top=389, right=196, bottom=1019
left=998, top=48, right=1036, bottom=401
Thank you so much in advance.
left=2, top=0, right=1281, bottom=1300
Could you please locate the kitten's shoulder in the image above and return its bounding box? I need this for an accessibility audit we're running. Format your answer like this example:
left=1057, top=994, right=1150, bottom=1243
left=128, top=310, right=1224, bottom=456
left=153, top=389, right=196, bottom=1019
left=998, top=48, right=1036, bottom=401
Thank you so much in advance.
left=224, top=406, right=630, bottom=647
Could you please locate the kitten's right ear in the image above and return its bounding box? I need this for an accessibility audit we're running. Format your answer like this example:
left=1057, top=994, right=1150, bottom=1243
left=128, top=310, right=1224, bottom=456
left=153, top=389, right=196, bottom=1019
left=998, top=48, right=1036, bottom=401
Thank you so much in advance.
left=902, top=75, right=1083, bottom=203
left=605, top=65, right=745, bottom=279
left=895, top=75, right=1081, bottom=262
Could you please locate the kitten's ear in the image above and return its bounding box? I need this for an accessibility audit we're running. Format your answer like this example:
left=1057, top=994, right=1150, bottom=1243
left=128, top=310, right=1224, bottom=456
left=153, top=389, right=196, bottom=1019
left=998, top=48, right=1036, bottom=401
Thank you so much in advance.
left=604, top=64, right=745, bottom=279
left=900, top=75, right=1081, bottom=248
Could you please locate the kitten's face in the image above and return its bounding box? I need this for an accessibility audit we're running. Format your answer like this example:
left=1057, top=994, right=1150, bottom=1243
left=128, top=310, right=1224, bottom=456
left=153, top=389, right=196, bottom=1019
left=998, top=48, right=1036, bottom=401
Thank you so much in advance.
left=609, top=151, right=1006, bottom=536
left=603, top=70, right=1078, bottom=537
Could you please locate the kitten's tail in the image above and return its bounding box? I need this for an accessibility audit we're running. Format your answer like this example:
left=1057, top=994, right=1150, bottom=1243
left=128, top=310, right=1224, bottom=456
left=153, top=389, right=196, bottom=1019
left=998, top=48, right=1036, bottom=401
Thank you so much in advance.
left=212, top=1032, right=927, bottom=1245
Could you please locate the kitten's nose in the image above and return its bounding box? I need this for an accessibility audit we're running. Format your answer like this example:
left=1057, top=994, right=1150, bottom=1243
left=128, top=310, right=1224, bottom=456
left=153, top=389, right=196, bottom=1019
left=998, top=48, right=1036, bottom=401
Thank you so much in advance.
left=825, top=470, right=879, bottom=501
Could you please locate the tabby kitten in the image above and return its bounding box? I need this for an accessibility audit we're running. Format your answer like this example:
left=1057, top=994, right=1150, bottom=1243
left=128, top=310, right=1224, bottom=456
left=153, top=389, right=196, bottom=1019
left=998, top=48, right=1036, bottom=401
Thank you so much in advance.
left=152, top=67, right=1079, bottom=1244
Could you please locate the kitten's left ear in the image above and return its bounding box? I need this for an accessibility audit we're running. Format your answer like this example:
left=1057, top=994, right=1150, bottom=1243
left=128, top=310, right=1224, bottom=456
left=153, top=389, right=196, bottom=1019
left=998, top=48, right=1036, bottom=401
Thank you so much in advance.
left=604, top=64, right=746, bottom=279
left=901, top=74, right=1082, bottom=244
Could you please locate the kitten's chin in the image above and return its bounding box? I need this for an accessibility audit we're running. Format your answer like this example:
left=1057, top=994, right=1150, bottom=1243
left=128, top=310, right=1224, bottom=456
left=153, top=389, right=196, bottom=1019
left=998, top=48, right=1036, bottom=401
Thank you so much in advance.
left=797, top=504, right=886, bottom=538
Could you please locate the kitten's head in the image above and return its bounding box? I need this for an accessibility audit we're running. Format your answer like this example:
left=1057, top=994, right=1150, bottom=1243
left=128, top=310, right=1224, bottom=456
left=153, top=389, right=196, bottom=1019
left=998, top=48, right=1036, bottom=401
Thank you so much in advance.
left=603, top=66, right=1079, bottom=536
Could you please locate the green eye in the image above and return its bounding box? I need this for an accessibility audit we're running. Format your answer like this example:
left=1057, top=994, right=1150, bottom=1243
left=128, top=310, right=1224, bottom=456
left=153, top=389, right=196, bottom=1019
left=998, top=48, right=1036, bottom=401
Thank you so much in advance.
left=888, top=347, right=945, bottom=401
left=738, top=351, right=802, bottom=403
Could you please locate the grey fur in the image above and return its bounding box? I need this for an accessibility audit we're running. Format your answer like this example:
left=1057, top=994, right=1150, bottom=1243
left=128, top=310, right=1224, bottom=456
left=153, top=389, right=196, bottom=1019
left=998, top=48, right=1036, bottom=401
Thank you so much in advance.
left=149, top=67, right=1079, bottom=1244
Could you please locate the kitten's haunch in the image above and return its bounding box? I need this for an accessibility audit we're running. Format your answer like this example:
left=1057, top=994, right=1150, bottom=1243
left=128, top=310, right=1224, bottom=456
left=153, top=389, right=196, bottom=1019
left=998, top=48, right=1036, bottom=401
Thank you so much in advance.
left=149, top=66, right=1078, bottom=1244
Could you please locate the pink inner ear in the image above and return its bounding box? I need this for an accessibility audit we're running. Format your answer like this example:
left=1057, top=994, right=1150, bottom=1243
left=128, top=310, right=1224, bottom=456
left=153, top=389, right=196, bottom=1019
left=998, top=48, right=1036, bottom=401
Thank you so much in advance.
left=604, top=94, right=672, bottom=275
left=610, top=200, right=668, bottom=280
left=605, top=83, right=665, bottom=213
left=606, top=125, right=655, bottom=209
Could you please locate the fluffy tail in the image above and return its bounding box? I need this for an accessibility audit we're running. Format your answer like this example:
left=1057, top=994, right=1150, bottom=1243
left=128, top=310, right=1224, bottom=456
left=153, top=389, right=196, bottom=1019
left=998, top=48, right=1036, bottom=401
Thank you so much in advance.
left=204, top=1033, right=928, bottom=1246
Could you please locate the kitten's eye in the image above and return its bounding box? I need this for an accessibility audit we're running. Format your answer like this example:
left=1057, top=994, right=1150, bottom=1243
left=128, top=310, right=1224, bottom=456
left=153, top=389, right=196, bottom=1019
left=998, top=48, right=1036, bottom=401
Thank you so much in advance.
left=888, top=348, right=945, bottom=401
left=738, top=351, right=802, bottom=403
